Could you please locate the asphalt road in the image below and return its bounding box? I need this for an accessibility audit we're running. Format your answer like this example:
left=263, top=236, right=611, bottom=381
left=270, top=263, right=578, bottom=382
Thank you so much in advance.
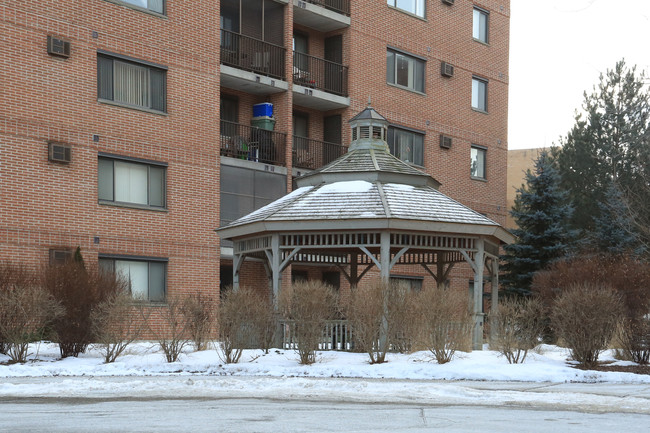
left=2, top=396, right=650, bottom=433
left=1, top=378, right=650, bottom=432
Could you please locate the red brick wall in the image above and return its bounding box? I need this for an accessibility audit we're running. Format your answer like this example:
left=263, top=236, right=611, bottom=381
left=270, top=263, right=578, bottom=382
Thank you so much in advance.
left=0, top=1, right=220, bottom=334
left=3, top=0, right=509, bottom=335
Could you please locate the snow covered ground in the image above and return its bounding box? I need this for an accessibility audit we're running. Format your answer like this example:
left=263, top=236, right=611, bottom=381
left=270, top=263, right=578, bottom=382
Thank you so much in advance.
left=1, top=342, right=649, bottom=386
left=2, top=342, right=650, bottom=428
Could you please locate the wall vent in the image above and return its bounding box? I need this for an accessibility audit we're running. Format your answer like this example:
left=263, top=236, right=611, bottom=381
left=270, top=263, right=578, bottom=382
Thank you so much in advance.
left=441, top=62, right=454, bottom=77
left=47, top=35, right=71, bottom=58
left=440, top=134, right=452, bottom=149
left=48, top=141, right=72, bottom=163
left=442, top=0, right=455, bottom=5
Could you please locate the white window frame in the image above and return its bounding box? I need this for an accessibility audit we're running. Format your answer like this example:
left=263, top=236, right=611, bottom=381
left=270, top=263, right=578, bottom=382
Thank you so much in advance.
left=106, top=0, right=166, bottom=15
left=99, top=255, right=167, bottom=302
left=98, top=154, right=167, bottom=209
left=387, top=0, right=425, bottom=18
left=387, top=49, right=426, bottom=93
left=472, top=76, right=488, bottom=112
left=471, top=145, right=487, bottom=180
left=473, top=7, right=489, bottom=43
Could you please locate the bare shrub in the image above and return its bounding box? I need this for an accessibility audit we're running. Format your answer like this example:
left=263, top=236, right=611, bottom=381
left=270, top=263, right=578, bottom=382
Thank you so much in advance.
left=91, top=286, right=147, bottom=363
left=490, top=297, right=545, bottom=364
left=387, top=281, right=423, bottom=354
left=551, top=283, right=623, bottom=366
left=279, top=281, right=338, bottom=365
left=533, top=254, right=650, bottom=344
left=181, top=293, right=218, bottom=351
left=43, top=260, right=121, bottom=358
left=218, top=287, right=274, bottom=363
left=0, top=264, right=63, bottom=363
left=347, top=282, right=390, bottom=364
left=618, top=317, right=650, bottom=365
left=419, top=287, right=472, bottom=364
left=149, top=295, right=191, bottom=363
left=250, top=294, right=276, bottom=354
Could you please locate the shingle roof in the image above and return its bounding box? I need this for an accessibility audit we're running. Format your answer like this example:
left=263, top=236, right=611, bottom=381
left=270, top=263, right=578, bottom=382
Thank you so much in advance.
left=217, top=106, right=512, bottom=245
left=223, top=180, right=497, bottom=228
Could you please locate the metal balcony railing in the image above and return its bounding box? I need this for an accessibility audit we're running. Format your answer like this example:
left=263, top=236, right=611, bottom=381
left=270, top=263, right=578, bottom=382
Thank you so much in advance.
left=293, top=52, right=349, bottom=96
left=303, top=0, right=351, bottom=16
left=220, top=30, right=286, bottom=80
left=293, top=136, right=347, bottom=169
left=220, top=120, right=287, bottom=166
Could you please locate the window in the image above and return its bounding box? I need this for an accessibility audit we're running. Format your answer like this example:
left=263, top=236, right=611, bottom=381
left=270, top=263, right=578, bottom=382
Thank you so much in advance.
left=220, top=95, right=239, bottom=138
left=387, top=126, right=424, bottom=166
left=473, top=7, right=489, bottom=43
left=115, top=0, right=165, bottom=14
left=99, top=256, right=166, bottom=302
left=98, top=53, right=167, bottom=112
left=390, top=275, right=423, bottom=292
left=220, top=165, right=287, bottom=227
left=387, top=0, right=425, bottom=18
left=387, top=49, right=425, bottom=93
left=472, top=77, right=488, bottom=112
left=98, top=155, right=166, bottom=208
left=471, top=145, right=487, bottom=179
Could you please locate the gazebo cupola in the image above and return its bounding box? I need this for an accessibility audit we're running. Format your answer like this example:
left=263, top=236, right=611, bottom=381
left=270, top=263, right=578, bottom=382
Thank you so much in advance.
left=349, top=102, right=389, bottom=151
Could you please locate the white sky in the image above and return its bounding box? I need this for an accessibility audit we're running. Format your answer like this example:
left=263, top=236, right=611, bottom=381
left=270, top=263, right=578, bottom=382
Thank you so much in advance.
left=508, top=0, right=650, bottom=149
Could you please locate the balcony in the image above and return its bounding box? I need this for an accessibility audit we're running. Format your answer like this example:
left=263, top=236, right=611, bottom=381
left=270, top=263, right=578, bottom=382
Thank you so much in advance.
left=293, top=52, right=350, bottom=110
left=293, top=0, right=351, bottom=32
left=220, top=30, right=288, bottom=94
left=221, top=120, right=287, bottom=166
left=293, top=136, right=347, bottom=170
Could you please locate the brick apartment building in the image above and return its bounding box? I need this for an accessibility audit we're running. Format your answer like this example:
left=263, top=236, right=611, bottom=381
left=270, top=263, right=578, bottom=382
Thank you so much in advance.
left=1, top=1, right=509, bottom=313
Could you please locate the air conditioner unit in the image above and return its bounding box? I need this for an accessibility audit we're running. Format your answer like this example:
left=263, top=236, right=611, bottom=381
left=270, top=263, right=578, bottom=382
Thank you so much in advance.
left=49, top=248, right=72, bottom=265
left=48, top=141, right=72, bottom=163
left=442, top=0, right=455, bottom=5
left=439, top=134, right=452, bottom=149
left=47, top=35, right=70, bottom=58
left=441, top=62, right=454, bottom=77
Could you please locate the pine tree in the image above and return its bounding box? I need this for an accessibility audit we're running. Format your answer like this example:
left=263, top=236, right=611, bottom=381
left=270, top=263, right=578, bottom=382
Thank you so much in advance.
left=592, top=183, right=644, bottom=256
left=556, top=60, right=650, bottom=240
left=501, top=151, right=575, bottom=296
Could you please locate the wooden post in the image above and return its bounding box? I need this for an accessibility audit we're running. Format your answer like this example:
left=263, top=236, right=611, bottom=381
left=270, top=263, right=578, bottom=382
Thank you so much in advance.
left=472, top=239, right=485, bottom=350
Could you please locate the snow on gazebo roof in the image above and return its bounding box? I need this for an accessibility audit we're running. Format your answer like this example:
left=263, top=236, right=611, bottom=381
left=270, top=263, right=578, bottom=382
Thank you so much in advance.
left=217, top=105, right=513, bottom=245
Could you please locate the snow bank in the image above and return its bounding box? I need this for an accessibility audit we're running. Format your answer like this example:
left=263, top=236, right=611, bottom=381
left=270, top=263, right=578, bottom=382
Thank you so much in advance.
left=1, top=343, right=647, bottom=384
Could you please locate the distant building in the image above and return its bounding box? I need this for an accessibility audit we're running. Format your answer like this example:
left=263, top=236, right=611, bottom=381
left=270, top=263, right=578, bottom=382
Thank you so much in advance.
left=506, top=148, right=549, bottom=229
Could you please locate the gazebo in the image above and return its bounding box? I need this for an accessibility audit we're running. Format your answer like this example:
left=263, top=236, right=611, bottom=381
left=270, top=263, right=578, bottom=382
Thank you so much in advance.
left=217, top=105, right=514, bottom=349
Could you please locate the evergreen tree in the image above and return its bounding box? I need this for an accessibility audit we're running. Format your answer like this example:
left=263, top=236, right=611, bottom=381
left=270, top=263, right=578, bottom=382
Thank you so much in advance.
left=592, top=183, right=644, bottom=256
left=501, top=151, right=575, bottom=296
left=556, top=60, right=650, bottom=241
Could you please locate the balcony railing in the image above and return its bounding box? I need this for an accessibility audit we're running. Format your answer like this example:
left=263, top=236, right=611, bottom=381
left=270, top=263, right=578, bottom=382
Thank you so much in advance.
left=303, top=0, right=351, bottom=16
left=293, top=136, right=346, bottom=169
left=220, top=30, right=286, bottom=80
left=221, top=120, right=287, bottom=166
left=293, top=52, right=349, bottom=97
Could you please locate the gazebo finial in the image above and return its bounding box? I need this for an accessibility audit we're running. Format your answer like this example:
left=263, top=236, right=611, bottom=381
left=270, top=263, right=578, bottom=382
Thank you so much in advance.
left=367, top=95, right=371, bottom=107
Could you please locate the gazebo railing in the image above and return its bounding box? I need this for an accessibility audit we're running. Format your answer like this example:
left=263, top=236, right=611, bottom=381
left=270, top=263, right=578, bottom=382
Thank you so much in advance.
left=280, top=319, right=354, bottom=351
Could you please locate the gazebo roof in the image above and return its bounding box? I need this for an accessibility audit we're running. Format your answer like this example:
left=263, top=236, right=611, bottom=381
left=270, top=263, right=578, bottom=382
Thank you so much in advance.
left=217, top=105, right=514, bottom=246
